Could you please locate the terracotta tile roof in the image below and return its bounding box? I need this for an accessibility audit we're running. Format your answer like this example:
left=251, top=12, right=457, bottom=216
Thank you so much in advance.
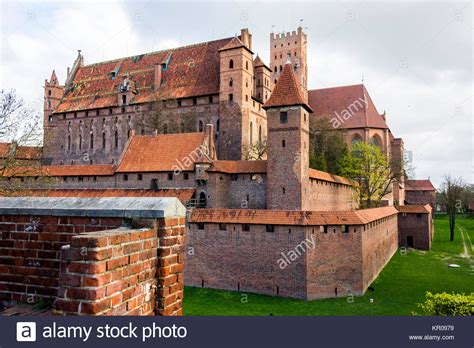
left=43, top=165, right=114, bottom=176
left=397, top=204, right=432, bottom=214
left=2, top=164, right=115, bottom=177
left=263, top=62, right=313, bottom=113
left=405, top=180, right=436, bottom=191
left=208, top=160, right=267, bottom=174
left=308, top=168, right=353, bottom=186
left=190, top=206, right=398, bottom=226
left=0, top=143, right=42, bottom=160
left=7, top=189, right=195, bottom=203
left=253, top=55, right=270, bottom=70
left=307, top=84, right=388, bottom=129
left=54, top=37, right=234, bottom=113
left=218, top=37, right=251, bottom=53
left=116, top=133, right=207, bottom=173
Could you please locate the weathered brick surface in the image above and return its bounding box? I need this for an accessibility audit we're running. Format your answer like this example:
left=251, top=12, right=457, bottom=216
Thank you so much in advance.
left=54, top=216, right=185, bottom=316
left=186, top=214, right=398, bottom=300
left=0, top=215, right=122, bottom=303
left=398, top=212, right=433, bottom=250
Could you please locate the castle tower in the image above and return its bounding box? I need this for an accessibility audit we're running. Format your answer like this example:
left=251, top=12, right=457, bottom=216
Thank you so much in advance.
left=263, top=60, right=313, bottom=210
left=43, top=70, right=64, bottom=127
left=43, top=70, right=64, bottom=164
left=253, top=55, right=272, bottom=103
left=270, top=26, right=308, bottom=101
left=218, top=29, right=254, bottom=160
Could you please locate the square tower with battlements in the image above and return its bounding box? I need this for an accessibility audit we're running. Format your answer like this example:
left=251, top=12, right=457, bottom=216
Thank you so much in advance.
left=270, top=27, right=308, bottom=101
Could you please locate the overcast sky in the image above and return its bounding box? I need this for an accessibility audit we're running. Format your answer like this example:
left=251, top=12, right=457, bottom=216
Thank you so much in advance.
left=0, top=0, right=472, bottom=188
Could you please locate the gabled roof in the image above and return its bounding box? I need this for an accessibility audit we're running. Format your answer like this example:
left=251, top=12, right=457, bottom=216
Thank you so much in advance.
left=116, top=133, right=208, bottom=173
left=397, top=204, right=432, bottom=214
left=190, top=206, right=398, bottom=226
left=218, top=36, right=252, bottom=53
left=307, top=84, right=388, bottom=129
left=405, top=179, right=436, bottom=191
left=0, top=143, right=42, bottom=160
left=253, top=55, right=270, bottom=71
left=54, top=37, right=234, bottom=113
left=208, top=160, right=267, bottom=174
left=263, top=62, right=313, bottom=113
left=308, top=168, right=353, bottom=186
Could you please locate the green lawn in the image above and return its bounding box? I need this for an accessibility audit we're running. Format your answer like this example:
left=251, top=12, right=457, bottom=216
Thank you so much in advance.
left=183, top=215, right=474, bottom=315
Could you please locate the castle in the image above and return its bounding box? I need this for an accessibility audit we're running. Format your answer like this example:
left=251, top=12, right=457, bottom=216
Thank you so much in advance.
left=1, top=27, right=436, bottom=300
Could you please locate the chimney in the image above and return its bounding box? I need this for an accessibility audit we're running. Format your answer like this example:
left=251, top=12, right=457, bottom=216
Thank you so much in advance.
left=154, top=64, right=162, bottom=91
left=240, top=28, right=250, bottom=49
left=205, top=123, right=216, bottom=160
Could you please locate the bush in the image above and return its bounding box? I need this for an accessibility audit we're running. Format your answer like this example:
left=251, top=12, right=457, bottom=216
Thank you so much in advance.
left=418, top=292, right=473, bottom=316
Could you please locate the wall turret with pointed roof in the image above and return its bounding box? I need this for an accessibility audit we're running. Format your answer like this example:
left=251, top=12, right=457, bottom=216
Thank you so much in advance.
left=263, top=61, right=312, bottom=210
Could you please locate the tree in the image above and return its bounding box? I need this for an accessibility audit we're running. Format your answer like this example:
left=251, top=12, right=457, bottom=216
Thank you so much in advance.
left=309, top=119, right=347, bottom=175
left=0, top=89, right=44, bottom=195
left=243, top=140, right=267, bottom=160
left=440, top=175, right=465, bottom=241
left=340, top=141, right=396, bottom=208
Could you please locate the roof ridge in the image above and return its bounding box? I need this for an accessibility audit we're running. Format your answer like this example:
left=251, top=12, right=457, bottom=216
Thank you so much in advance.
left=82, top=37, right=233, bottom=68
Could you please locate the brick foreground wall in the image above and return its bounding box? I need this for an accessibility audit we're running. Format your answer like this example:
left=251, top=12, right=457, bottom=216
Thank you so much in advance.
left=0, top=215, right=122, bottom=303
left=0, top=197, right=186, bottom=316
left=55, top=218, right=185, bottom=316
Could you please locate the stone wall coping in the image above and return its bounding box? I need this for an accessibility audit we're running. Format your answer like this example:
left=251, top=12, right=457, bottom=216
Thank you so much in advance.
left=0, top=196, right=186, bottom=218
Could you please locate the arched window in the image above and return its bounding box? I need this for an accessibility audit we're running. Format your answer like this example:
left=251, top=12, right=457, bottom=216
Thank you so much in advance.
left=90, top=132, right=94, bottom=149
left=122, top=95, right=127, bottom=105
left=229, top=59, right=234, bottom=69
left=245, top=61, right=249, bottom=70
left=279, top=65, right=283, bottom=73
left=229, top=78, right=233, bottom=87
left=198, top=120, right=204, bottom=133
left=102, top=132, right=106, bottom=149
left=163, top=124, right=168, bottom=134
left=67, top=135, right=71, bottom=151
left=249, top=122, right=253, bottom=145
left=258, top=125, right=262, bottom=142
left=114, top=130, right=118, bottom=149
left=351, top=134, right=363, bottom=145
left=140, top=129, right=145, bottom=135
left=274, top=66, right=277, bottom=73
left=78, top=134, right=82, bottom=150
left=370, top=134, right=382, bottom=149
left=199, top=192, right=207, bottom=208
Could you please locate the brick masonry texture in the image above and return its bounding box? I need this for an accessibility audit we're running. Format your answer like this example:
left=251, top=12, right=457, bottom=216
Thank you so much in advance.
left=54, top=217, right=185, bottom=316
left=0, top=197, right=186, bottom=316
left=185, top=211, right=398, bottom=300
left=0, top=215, right=122, bottom=304
left=397, top=212, right=433, bottom=250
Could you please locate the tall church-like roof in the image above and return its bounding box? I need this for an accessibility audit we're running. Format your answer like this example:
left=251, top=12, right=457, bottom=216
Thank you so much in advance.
left=307, top=84, right=388, bottom=129
left=53, top=37, right=235, bottom=113
left=263, top=61, right=312, bottom=113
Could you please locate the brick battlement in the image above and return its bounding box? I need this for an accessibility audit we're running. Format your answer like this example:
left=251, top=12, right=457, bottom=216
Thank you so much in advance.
left=0, top=197, right=186, bottom=316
